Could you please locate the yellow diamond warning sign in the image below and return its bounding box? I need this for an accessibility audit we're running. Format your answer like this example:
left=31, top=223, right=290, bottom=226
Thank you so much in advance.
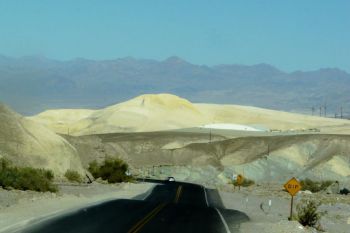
left=284, top=177, right=301, bottom=196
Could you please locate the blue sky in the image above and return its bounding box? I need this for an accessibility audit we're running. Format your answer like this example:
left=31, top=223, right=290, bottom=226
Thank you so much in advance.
left=0, top=0, right=349, bottom=72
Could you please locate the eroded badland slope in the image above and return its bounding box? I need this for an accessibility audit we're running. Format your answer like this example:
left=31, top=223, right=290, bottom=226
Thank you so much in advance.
left=62, top=132, right=350, bottom=184
left=0, top=103, right=84, bottom=175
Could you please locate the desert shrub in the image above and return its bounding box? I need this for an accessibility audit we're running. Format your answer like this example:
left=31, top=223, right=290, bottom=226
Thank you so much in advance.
left=300, top=179, right=333, bottom=193
left=44, top=170, right=55, bottom=180
left=232, top=177, right=255, bottom=187
left=296, top=200, right=321, bottom=228
left=64, top=169, right=83, bottom=183
left=87, top=160, right=99, bottom=178
left=88, top=158, right=131, bottom=183
left=0, top=158, right=57, bottom=192
left=340, top=188, right=349, bottom=195
left=0, top=158, right=10, bottom=170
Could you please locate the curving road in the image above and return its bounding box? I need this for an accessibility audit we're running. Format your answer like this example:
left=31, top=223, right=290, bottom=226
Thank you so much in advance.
left=20, top=181, right=248, bottom=233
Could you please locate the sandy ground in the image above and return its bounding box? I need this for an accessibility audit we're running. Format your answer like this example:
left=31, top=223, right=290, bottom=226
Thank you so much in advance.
left=218, top=184, right=350, bottom=233
left=0, top=182, right=154, bottom=232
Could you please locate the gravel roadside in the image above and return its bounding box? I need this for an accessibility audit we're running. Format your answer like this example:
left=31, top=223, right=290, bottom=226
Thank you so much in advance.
left=217, top=184, right=350, bottom=233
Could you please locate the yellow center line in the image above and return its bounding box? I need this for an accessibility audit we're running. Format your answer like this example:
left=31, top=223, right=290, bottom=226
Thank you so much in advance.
left=174, top=185, right=183, bottom=203
left=127, top=203, right=166, bottom=233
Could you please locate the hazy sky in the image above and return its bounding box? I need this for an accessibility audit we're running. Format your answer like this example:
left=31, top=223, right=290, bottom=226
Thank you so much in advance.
left=0, top=0, right=349, bottom=72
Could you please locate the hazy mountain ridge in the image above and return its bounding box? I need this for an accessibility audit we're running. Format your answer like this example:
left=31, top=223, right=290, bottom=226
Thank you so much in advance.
left=0, top=55, right=349, bottom=115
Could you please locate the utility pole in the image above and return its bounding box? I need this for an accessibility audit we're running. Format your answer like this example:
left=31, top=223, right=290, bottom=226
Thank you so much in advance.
left=209, top=129, right=212, bottom=143
left=324, top=104, right=327, bottom=117
left=341, top=106, right=343, bottom=119
left=265, top=144, right=270, bottom=159
left=319, top=106, right=322, bottom=117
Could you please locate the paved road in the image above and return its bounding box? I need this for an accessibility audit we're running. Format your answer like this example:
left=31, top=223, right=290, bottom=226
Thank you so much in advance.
left=20, top=181, right=248, bottom=233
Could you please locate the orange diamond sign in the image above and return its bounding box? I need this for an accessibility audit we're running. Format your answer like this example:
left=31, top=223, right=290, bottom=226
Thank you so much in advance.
left=284, top=177, right=301, bottom=196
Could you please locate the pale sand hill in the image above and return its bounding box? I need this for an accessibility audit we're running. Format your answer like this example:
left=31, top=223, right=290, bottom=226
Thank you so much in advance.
left=29, top=109, right=95, bottom=135
left=29, top=94, right=350, bottom=135
left=196, top=103, right=350, bottom=133
left=0, top=103, right=84, bottom=175
left=29, top=94, right=211, bottom=135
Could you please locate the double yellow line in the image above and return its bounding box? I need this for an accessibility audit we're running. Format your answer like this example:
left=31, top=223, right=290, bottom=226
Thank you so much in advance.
left=174, top=185, right=183, bottom=203
left=128, top=185, right=183, bottom=233
left=127, top=203, right=166, bottom=233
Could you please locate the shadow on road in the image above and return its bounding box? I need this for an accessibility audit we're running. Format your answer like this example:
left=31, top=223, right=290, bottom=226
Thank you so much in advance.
left=18, top=180, right=249, bottom=233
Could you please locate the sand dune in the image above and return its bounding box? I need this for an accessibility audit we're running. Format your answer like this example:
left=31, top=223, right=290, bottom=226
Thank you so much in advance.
left=29, top=94, right=350, bottom=136
left=0, top=103, right=84, bottom=175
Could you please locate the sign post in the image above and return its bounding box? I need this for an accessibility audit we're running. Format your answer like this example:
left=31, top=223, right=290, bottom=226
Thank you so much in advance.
left=236, top=174, right=244, bottom=190
left=284, top=177, right=301, bottom=220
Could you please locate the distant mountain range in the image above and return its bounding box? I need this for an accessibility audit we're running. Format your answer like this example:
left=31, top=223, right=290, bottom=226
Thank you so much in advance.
left=0, top=55, right=349, bottom=116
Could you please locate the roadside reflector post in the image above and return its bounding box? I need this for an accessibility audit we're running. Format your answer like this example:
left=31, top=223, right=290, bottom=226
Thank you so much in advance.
left=284, top=177, right=301, bottom=220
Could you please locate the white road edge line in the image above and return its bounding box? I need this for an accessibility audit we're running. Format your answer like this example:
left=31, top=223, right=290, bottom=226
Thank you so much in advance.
left=215, top=208, right=232, bottom=233
left=202, top=186, right=209, bottom=207
left=3, top=185, right=157, bottom=233
left=141, top=184, right=157, bottom=200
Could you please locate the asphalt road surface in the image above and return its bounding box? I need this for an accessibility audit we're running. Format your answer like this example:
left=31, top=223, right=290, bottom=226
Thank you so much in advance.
left=18, top=181, right=248, bottom=233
